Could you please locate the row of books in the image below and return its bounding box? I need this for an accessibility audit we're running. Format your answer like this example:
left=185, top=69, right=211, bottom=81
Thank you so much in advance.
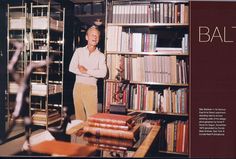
left=110, top=3, right=189, bottom=24
left=129, top=85, right=188, bottom=114
left=164, top=120, right=189, bottom=153
left=107, top=26, right=189, bottom=54
left=10, top=16, right=63, bottom=31
left=107, top=26, right=158, bottom=52
left=107, top=54, right=188, bottom=84
left=105, top=82, right=188, bottom=114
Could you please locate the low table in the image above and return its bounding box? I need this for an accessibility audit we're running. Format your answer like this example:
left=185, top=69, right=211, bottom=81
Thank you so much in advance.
left=15, top=123, right=160, bottom=157
left=69, top=124, right=160, bottom=157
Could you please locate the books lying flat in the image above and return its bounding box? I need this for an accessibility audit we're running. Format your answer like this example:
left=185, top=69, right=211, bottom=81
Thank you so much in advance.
left=88, top=113, right=134, bottom=126
left=32, top=17, right=63, bottom=32
left=31, top=83, right=63, bottom=96
left=155, top=47, right=183, bottom=54
left=31, top=140, right=97, bottom=156
left=83, top=124, right=139, bottom=140
left=10, top=17, right=30, bottom=29
left=32, top=110, right=61, bottom=125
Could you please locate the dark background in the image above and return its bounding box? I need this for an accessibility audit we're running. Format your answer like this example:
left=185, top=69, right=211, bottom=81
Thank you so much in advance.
left=0, top=0, right=105, bottom=140
left=190, top=1, right=236, bottom=158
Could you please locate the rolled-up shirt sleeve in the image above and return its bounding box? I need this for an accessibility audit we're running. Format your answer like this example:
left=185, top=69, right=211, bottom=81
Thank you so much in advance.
left=87, top=54, right=107, bottom=78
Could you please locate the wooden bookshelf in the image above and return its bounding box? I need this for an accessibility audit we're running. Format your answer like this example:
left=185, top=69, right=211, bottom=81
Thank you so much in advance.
left=104, top=0, right=189, bottom=157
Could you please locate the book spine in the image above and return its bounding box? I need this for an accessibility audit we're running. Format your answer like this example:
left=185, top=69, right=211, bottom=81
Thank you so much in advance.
left=88, top=118, right=128, bottom=126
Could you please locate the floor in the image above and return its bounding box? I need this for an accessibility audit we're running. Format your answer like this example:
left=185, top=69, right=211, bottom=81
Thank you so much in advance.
left=0, top=104, right=103, bottom=156
left=0, top=128, right=45, bottom=156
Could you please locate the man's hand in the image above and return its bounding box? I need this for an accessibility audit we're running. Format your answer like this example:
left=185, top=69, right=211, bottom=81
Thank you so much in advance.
left=78, top=65, right=88, bottom=73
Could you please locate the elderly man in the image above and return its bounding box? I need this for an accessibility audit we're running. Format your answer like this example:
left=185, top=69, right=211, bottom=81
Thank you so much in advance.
left=69, top=26, right=107, bottom=121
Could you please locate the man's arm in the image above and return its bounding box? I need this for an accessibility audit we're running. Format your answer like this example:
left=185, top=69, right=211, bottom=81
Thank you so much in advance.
left=87, top=54, right=107, bottom=78
left=69, top=50, right=88, bottom=76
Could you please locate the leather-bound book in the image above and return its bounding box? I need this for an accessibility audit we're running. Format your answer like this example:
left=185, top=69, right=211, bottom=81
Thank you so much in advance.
left=83, top=124, right=139, bottom=140
left=87, top=121, right=133, bottom=131
left=88, top=113, right=134, bottom=126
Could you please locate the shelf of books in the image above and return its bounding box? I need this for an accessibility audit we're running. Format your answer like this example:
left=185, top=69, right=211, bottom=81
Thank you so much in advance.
left=105, top=0, right=189, bottom=156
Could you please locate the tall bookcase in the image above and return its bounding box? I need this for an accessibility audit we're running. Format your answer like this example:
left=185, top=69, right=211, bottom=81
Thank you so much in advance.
left=29, top=2, right=65, bottom=128
left=105, top=0, right=189, bottom=156
left=7, top=3, right=30, bottom=124
left=7, top=2, right=65, bottom=129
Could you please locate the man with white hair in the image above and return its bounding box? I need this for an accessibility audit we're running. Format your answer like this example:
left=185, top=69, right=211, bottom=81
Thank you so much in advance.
left=69, top=26, right=107, bottom=121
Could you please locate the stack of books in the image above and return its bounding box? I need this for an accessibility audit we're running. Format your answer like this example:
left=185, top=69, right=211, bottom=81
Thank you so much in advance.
left=84, top=134, right=134, bottom=152
left=83, top=113, right=138, bottom=152
left=32, top=110, right=61, bottom=125
left=83, top=113, right=138, bottom=140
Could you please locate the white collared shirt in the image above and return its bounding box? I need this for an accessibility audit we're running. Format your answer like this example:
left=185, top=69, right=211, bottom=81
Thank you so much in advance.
left=69, top=46, right=107, bottom=85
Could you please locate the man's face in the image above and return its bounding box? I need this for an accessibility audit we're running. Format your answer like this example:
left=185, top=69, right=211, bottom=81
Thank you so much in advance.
left=86, top=28, right=100, bottom=47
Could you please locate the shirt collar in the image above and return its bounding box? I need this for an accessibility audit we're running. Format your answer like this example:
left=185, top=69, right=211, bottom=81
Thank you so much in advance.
left=84, top=45, right=99, bottom=54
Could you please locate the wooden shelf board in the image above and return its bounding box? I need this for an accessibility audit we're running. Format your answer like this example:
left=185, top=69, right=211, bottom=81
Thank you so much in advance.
left=108, top=23, right=189, bottom=27
left=128, top=109, right=188, bottom=116
left=105, top=79, right=188, bottom=86
left=106, top=51, right=189, bottom=56
left=159, top=150, right=188, bottom=156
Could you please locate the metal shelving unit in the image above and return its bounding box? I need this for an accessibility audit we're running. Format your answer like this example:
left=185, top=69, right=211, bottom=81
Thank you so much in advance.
left=6, top=3, right=30, bottom=140
left=29, top=2, right=65, bottom=128
left=7, top=3, right=30, bottom=124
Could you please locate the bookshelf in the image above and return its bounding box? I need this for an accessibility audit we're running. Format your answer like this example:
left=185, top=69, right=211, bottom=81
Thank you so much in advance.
left=7, top=2, right=65, bottom=129
left=104, top=0, right=189, bottom=156
left=29, top=2, right=65, bottom=128
left=7, top=3, right=30, bottom=124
